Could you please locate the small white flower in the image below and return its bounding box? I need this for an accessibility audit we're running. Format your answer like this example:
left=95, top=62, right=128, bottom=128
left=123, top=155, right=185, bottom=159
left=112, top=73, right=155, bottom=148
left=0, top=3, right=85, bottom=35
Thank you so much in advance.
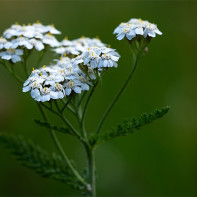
left=74, top=47, right=120, bottom=69
left=53, top=46, right=80, bottom=56
left=61, top=37, right=73, bottom=47
left=46, top=24, right=61, bottom=35
left=0, top=48, right=23, bottom=63
left=50, top=83, right=65, bottom=99
left=32, top=22, right=61, bottom=35
left=22, top=62, right=92, bottom=102
left=11, top=36, right=33, bottom=49
left=42, top=33, right=60, bottom=47
left=0, top=37, right=7, bottom=49
left=29, top=39, right=44, bottom=51
left=64, top=78, right=90, bottom=96
left=114, top=18, right=162, bottom=41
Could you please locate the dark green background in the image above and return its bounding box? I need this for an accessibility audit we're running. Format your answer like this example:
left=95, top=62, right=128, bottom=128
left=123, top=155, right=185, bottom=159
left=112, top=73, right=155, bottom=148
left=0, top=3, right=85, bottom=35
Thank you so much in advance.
left=0, top=0, right=197, bottom=196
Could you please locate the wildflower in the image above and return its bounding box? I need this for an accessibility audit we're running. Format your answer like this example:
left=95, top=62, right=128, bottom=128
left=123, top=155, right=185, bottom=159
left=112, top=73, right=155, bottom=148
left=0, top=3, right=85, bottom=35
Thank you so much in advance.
left=42, top=33, right=60, bottom=47
left=0, top=37, right=7, bottom=49
left=54, top=37, right=107, bottom=58
left=0, top=48, right=23, bottom=63
left=113, top=18, right=162, bottom=41
left=23, top=62, right=92, bottom=102
left=32, top=22, right=61, bottom=35
left=28, top=39, right=44, bottom=51
left=64, top=78, right=89, bottom=96
left=53, top=46, right=80, bottom=56
left=74, top=47, right=120, bottom=69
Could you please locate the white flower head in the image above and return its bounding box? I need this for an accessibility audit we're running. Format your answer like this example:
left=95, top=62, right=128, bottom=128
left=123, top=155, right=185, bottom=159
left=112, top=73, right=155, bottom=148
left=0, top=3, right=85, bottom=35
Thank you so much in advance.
left=0, top=37, right=7, bottom=49
left=0, top=48, right=23, bottom=63
left=42, top=33, right=60, bottom=47
left=2, top=22, right=61, bottom=55
left=113, top=18, right=162, bottom=41
left=53, top=46, right=80, bottom=56
left=74, top=46, right=120, bottom=69
left=23, top=61, right=92, bottom=102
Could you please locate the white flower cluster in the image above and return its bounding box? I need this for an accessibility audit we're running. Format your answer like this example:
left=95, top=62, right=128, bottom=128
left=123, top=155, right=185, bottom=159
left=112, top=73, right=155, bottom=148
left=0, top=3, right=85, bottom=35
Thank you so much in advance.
left=0, top=22, right=61, bottom=63
left=23, top=58, right=93, bottom=102
left=54, top=36, right=106, bottom=57
left=23, top=44, right=120, bottom=102
left=74, top=47, right=120, bottom=69
left=113, top=18, right=162, bottom=41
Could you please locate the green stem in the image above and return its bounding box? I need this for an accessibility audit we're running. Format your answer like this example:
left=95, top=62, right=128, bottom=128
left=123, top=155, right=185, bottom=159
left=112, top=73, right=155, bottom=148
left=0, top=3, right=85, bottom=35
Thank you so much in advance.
left=0, top=62, right=24, bottom=83
left=37, top=103, right=87, bottom=187
left=61, top=99, right=76, bottom=116
left=79, top=82, right=98, bottom=141
left=81, top=82, right=98, bottom=128
left=40, top=102, right=82, bottom=140
left=35, top=49, right=46, bottom=68
left=61, top=96, right=73, bottom=113
left=96, top=52, right=138, bottom=135
left=85, top=145, right=96, bottom=197
left=23, top=51, right=29, bottom=77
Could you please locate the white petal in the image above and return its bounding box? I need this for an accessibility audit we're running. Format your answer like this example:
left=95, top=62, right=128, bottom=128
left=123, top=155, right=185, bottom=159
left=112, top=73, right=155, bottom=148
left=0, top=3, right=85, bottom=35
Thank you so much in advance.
left=31, top=89, right=40, bottom=98
left=65, top=88, right=71, bottom=95
left=74, top=86, right=81, bottom=94
left=22, top=85, right=31, bottom=92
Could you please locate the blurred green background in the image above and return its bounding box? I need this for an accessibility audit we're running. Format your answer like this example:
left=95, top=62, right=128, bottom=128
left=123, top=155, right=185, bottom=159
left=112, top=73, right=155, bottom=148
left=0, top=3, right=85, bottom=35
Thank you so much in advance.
left=0, top=0, right=197, bottom=196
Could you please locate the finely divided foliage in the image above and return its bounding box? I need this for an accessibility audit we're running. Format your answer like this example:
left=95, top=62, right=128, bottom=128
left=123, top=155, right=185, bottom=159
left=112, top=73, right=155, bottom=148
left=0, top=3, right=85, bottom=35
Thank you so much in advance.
left=0, top=134, right=88, bottom=193
left=0, top=19, right=168, bottom=197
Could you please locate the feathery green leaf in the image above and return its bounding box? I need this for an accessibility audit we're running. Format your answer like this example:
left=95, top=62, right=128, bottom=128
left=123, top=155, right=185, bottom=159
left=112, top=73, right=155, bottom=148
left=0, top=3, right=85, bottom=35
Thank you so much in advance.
left=94, top=106, right=170, bottom=144
left=0, top=134, right=88, bottom=193
left=34, top=119, right=73, bottom=135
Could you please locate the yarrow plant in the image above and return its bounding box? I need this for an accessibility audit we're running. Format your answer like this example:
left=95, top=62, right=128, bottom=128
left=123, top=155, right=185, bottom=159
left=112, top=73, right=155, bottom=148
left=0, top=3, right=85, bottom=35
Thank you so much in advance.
left=0, top=18, right=169, bottom=196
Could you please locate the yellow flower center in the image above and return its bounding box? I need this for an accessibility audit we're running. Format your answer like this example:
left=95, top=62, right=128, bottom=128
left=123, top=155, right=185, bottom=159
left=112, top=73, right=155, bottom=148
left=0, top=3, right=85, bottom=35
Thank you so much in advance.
left=139, top=18, right=143, bottom=23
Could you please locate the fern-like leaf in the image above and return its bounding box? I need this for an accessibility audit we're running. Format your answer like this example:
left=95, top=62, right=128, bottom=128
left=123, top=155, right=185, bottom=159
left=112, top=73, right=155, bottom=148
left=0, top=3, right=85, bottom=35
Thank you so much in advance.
left=34, top=119, right=73, bottom=135
left=95, top=106, right=170, bottom=144
left=0, top=134, right=87, bottom=192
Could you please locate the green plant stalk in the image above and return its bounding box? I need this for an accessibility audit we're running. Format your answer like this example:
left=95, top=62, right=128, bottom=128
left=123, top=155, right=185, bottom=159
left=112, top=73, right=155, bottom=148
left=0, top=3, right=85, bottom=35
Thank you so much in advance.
left=0, top=61, right=24, bottom=83
left=37, top=103, right=88, bottom=187
left=96, top=51, right=138, bottom=135
left=85, top=145, right=96, bottom=197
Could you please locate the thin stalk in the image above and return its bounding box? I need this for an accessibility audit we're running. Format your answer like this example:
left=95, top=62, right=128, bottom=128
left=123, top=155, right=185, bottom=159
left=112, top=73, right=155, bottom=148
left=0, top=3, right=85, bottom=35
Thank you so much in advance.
left=81, top=82, right=98, bottom=127
left=78, top=91, right=87, bottom=107
left=23, top=53, right=29, bottom=77
left=84, top=145, right=96, bottom=197
left=96, top=52, right=138, bottom=135
left=37, top=103, right=87, bottom=186
left=35, top=49, right=46, bottom=68
left=0, top=62, right=24, bottom=83
left=40, top=102, right=82, bottom=140
left=61, top=96, right=73, bottom=113
left=80, top=82, right=98, bottom=140
left=61, top=99, right=76, bottom=116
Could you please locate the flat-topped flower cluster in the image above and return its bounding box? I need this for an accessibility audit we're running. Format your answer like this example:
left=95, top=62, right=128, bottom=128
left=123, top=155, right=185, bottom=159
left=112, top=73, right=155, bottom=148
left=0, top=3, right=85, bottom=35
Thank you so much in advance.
left=54, top=37, right=106, bottom=57
left=114, top=18, right=162, bottom=41
left=0, top=21, right=61, bottom=63
left=1, top=18, right=162, bottom=102
left=22, top=36, right=120, bottom=102
left=23, top=61, right=91, bottom=102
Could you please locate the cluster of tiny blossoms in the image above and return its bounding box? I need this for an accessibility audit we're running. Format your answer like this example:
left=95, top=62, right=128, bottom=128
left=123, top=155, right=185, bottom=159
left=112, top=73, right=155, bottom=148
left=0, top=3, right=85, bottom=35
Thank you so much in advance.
left=113, top=18, right=162, bottom=41
left=22, top=61, right=92, bottom=102
left=74, top=46, right=120, bottom=68
left=23, top=36, right=120, bottom=102
left=54, top=36, right=106, bottom=57
left=0, top=21, right=60, bottom=63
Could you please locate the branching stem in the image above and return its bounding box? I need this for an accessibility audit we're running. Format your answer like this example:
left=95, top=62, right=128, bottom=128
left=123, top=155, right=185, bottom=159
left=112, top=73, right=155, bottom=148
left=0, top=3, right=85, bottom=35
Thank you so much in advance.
left=96, top=52, right=138, bottom=135
left=37, top=103, right=88, bottom=187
